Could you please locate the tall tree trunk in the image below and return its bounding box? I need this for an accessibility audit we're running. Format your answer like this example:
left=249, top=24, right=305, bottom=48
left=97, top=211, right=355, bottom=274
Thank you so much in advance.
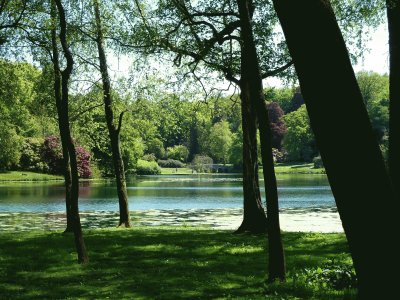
left=50, top=2, right=73, bottom=233
left=93, top=0, right=131, bottom=227
left=237, top=0, right=285, bottom=281
left=387, top=0, right=400, bottom=198
left=235, top=83, right=268, bottom=234
left=272, top=0, right=398, bottom=297
left=54, top=0, right=88, bottom=264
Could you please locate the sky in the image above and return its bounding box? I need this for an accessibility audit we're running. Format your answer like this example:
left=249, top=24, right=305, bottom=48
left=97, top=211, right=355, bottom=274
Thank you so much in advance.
left=108, top=23, right=390, bottom=93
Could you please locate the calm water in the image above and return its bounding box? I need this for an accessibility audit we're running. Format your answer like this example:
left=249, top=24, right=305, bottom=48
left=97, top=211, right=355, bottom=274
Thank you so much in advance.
left=0, top=174, right=334, bottom=212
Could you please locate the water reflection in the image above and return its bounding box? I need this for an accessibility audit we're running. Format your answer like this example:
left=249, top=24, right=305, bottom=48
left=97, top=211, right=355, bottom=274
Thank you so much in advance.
left=0, top=174, right=334, bottom=213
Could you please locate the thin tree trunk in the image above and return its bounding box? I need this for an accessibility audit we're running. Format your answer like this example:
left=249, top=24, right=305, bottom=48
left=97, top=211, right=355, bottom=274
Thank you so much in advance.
left=272, top=0, right=398, bottom=297
left=54, top=0, right=88, bottom=264
left=387, top=0, right=400, bottom=198
left=93, top=0, right=131, bottom=227
left=237, top=0, right=285, bottom=281
left=50, top=0, right=73, bottom=233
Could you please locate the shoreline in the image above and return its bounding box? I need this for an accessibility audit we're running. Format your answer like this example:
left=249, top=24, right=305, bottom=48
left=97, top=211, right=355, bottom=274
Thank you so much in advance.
left=0, top=208, right=342, bottom=233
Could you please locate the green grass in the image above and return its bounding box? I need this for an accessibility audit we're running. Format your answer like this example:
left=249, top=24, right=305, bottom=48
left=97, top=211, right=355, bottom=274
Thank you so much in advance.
left=273, top=163, right=326, bottom=174
left=0, top=171, right=63, bottom=182
left=0, top=228, right=355, bottom=299
left=160, top=167, right=195, bottom=175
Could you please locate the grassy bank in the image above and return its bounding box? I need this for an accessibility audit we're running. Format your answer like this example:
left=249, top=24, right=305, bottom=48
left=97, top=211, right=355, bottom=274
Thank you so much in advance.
left=0, top=228, right=355, bottom=299
left=274, top=163, right=325, bottom=174
left=0, top=171, right=63, bottom=182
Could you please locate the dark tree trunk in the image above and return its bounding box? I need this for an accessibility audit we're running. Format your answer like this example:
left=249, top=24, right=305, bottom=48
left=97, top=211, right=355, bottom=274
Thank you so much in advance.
left=54, top=0, right=88, bottom=264
left=272, top=0, right=398, bottom=297
left=237, top=0, right=285, bottom=281
left=387, top=0, right=400, bottom=198
left=50, top=3, right=73, bottom=233
left=93, top=0, right=131, bottom=227
left=235, top=83, right=268, bottom=234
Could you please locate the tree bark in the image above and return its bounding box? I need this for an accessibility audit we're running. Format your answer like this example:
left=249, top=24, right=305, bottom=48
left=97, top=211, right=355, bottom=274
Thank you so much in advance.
left=50, top=2, right=73, bottom=233
left=237, top=0, right=285, bottom=281
left=93, top=0, right=131, bottom=227
left=54, top=0, right=88, bottom=264
left=272, top=0, right=398, bottom=296
left=235, top=82, right=268, bottom=234
left=387, top=0, right=400, bottom=199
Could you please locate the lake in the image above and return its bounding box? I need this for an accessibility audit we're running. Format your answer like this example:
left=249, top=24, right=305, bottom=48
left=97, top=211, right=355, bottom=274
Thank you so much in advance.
left=0, top=174, right=342, bottom=232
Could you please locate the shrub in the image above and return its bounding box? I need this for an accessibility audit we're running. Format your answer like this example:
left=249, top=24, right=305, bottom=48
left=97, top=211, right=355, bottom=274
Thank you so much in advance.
left=313, top=156, right=324, bottom=169
left=190, top=155, right=213, bottom=173
left=41, top=135, right=92, bottom=178
left=294, top=260, right=357, bottom=290
left=142, top=153, right=156, bottom=162
left=167, top=145, right=189, bottom=162
left=19, top=137, right=47, bottom=172
left=272, top=148, right=287, bottom=163
left=76, top=146, right=92, bottom=178
left=136, top=159, right=161, bottom=175
left=42, top=135, right=63, bottom=174
left=157, top=159, right=185, bottom=168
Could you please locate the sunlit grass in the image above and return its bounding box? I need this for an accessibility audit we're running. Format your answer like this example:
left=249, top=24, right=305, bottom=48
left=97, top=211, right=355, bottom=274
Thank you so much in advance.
left=0, top=227, right=354, bottom=299
left=0, top=171, right=63, bottom=182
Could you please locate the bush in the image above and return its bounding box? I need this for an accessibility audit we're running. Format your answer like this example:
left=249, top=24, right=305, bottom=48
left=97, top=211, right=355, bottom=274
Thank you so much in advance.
left=19, top=137, right=47, bottom=172
left=272, top=148, right=287, bottom=163
left=136, top=159, right=161, bottom=175
left=190, top=155, right=213, bottom=173
left=157, top=159, right=185, bottom=168
left=313, top=156, right=324, bottom=169
left=41, top=135, right=92, bottom=178
left=294, top=260, right=357, bottom=290
left=42, top=135, right=63, bottom=174
left=167, top=145, right=189, bottom=162
left=142, top=154, right=157, bottom=162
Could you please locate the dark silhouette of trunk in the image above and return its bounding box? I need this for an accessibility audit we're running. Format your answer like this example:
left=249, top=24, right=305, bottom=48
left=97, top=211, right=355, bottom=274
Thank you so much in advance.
left=54, top=0, right=88, bottom=264
left=272, top=0, right=398, bottom=297
left=235, top=82, right=268, bottom=234
left=237, top=0, right=285, bottom=281
left=387, top=0, right=400, bottom=198
left=93, top=0, right=131, bottom=227
left=50, top=2, right=73, bottom=233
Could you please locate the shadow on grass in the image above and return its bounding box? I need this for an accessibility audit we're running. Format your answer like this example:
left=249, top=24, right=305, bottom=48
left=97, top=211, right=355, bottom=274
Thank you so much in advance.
left=0, top=228, right=352, bottom=299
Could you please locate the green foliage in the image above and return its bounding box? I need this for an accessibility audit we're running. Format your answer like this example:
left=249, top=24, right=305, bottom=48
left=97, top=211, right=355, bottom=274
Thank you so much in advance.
left=157, top=159, right=185, bottom=168
left=208, top=120, right=233, bottom=164
left=19, top=137, right=47, bottom=172
left=167, top=144, right=189, bottom=162
left=190, top=155, right=213, bottom=173
left=294, top=260, right=357, bottom=290
left=0, top=124, right=22, bottom=170
left=146, top=138, right=165, bottom=159
left=135, top=159, right=161, bottom=175
left=230, top=132, right=243, bottom=169
left=283, top=105, right=317, bottom=162
left=357, top=71, right=389, bottom=143
left=264, top=87, right=294, bottom=113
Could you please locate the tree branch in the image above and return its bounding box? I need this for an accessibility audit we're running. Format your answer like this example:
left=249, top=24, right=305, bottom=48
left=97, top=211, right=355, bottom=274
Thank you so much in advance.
left=261, top=61, right=293, bottom=78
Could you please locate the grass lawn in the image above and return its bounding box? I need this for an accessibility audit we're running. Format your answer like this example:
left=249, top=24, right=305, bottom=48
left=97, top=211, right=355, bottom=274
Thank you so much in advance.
left=273, top=163, right=326, bottom=174
left=160, top=167, right=195, bottom=175
left=0, top=227, right=355, bottom=299
left=0, top=171, right=63, bottom=182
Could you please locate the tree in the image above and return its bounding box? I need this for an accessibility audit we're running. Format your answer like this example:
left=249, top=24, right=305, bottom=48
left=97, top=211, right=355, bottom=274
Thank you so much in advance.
left=272, top=0, right=398, bottom=296
left=93, top=0, right=131, bottom=227
left=283, top=105, right=316, bottom=161
left=387, top=0, right=400, bottom=198
left=237, top=0, right=285, bottom=281
left=208, top=120, right=233, bottom=164
left=357, top=71, right=389, bottom=143
left=267, top=102, right=287, bottom=150
left=53, top=0, right=88, bottom=263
